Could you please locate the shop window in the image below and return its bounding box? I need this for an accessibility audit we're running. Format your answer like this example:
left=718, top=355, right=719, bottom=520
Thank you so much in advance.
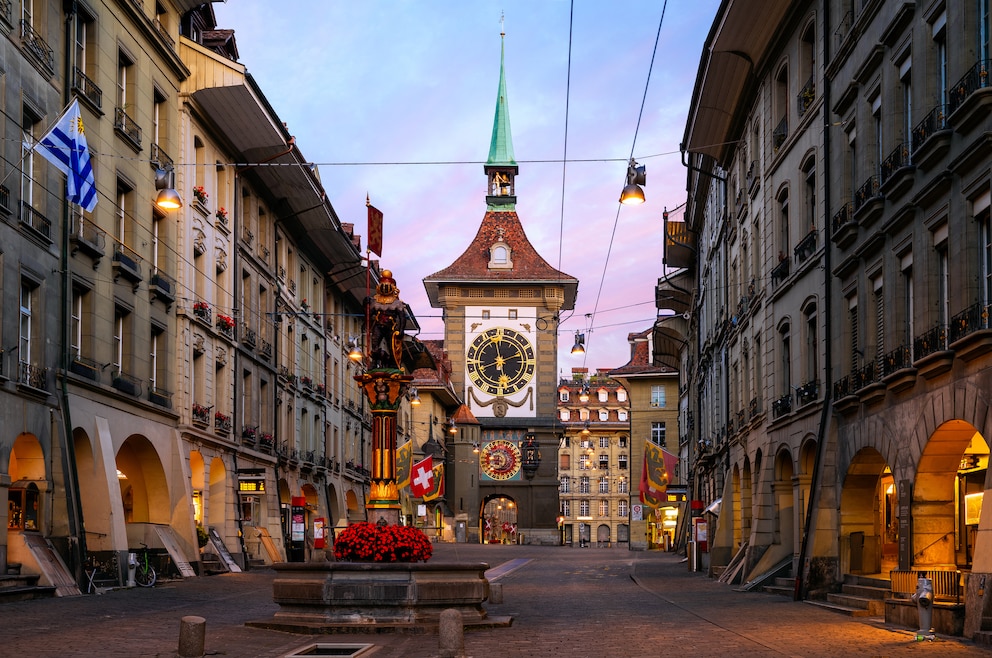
left=8, top=482, right=40, bottom=531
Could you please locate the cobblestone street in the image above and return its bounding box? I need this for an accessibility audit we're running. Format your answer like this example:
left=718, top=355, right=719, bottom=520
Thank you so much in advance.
left=1, top=544, right=987, bottom=657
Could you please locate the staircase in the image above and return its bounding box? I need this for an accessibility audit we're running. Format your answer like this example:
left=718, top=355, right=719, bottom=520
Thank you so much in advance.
left=199, top=552, right=227, bottom=576
left=0, top=573, right=56, bottom=603
left=805, top=573, right=890, bottom=617
left=762, top=576, right=796, bottom=597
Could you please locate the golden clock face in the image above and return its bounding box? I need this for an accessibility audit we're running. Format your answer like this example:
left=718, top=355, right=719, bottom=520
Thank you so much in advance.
left=467, top=327, right=535, bottom=396
left=481, top=440, right=522, bottom=480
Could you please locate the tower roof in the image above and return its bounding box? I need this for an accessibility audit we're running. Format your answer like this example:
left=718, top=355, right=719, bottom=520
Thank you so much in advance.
left=486, top=34, right=516, bottom=167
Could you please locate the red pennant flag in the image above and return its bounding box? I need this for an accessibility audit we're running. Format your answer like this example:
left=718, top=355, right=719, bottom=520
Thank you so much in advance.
left=410, top=455, right=433, bottom=498
left=367, top=202, right=383, bottom=257
left=640, top=443, right=677, bottom=508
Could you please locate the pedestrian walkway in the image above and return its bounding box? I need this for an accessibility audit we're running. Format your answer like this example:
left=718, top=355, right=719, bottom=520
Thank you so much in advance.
left=0, top=544, right=986, bottom=657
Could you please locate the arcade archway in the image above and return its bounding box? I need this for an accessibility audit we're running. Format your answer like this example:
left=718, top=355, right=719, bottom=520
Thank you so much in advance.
left=482, top=495, right=517, bottom=544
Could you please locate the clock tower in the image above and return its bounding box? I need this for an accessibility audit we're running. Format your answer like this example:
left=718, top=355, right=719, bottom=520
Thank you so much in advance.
left=423, top=29, right=578, bottom=544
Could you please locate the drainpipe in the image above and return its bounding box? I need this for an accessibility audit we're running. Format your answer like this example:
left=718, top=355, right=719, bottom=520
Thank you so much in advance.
left=58, top=0, right=88, bottom=587
left=796, top=0, right=833, bottom=601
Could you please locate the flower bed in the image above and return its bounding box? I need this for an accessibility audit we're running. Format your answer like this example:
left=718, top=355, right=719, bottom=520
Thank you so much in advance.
left=333, top=522, right=432, bottom=563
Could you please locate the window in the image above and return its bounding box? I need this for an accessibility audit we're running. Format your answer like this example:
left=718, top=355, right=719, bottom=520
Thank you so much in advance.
left=599, top=500, right=610, bottom=517
left=872, top=94, right=882, bottom=176
left=21, top=106, right=42, bottom=209
left=599, top=436, right=609, bottom=448
left=559, top=409, right=570, bottom=421
left=872, top=277, right=884, bottom=361
left=803, top=158, right=816, bottom=232
left=651, top=422, right=666, bottom=447
left=617, top=477, right=629, bottom=494
left=935, top=16, right=947, bottom=107
left=560, top=476, right=570, bottom=493
left=982, top=0, right=991, bottom=63
left=70, top=287, right=84, bottom=359
left=804, top=304, right=817, bottom=385
left=153, top=89, right=167, bottom=154
left=598, top=476, right=609, bottom=493
left=616, top=388, right=627, bottom=402
left=559, top=389, right=569, bottom=402
left=579, top=500, right=590, bottom=517
left=598, top=389, right=608, bottom=402
left=848, top=295, right=860, bottom=371
left=900, top=58, right=912, bottom=147
left=579, top=454, right=591, bottom=470
left=559, top=453, right=570, bottom=469
left=560, top=500, right=571, bottom=517
left=150, top=325, right=164, bottom=391
left=579, top=408, right=589, bottom=421
left=599, top=454, right=609, bottom=469
left=618, top=499, right=629, bottom=518
left=508, top=309, right=517, bottom=319
left=113, top=306, right=128, bottom=374
left=778, top=189, right=790, bottom=261
left=618, top=454, right=628, bottom=470
left=481, top=310, right=490, bottom=320
left=598, top=410, right=609, bottom=421
left=619, top=436, right=627, bottom=448
left=579, top=476, right=590, bottom=494
left=650, top=385, right=665, bottom=407
left=618, top=410, right=628, bottom=422
left=19, top=281, right=35, bottom=364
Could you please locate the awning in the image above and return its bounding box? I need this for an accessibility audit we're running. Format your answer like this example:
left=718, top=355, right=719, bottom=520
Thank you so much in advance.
left=704, top=498, right=722, bottom=516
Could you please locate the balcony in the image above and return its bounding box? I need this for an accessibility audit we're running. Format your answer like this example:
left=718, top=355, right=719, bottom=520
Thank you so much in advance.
left=242, top=425, right=259, bottom=447
left=69, top=214, right=106, bottom=263
left=192, top=403, right=210, bottom=426
left=949, top=302, right=992, bottom=362
left=72, top=67, right=102, bottom=111
left=746, top=159, right=759, bottom=197
left=111, top=371, right=141, bottom=397
left=664, top=214, right=696, bottom=270
left=947, top=59, right=992, bottom=132
left=772, top=116, right=788, bottom=152
left=148, top=386, right=173, bottom=408
left=913, top=323, right=953, bottom=380
left=795, top=380, right=819, bottom=407
left=214, top=412, right=232, bottom=435
left=216, top=314, right=236, bottom=341
left=258, top=432, right=274, bottom=454
left=770, top=255, right=791, bottom=284
left=149, top=270, right=176, bottom=305
left=114, top=107, right=142, bottom=150
left=793, top=228, right=818, bottom=265
left=17, top=362, right=49, bottom=394
left=797, top=75, right=815, bottom=117
left=852, top=174, right=883, bottom=225
left=0, top=185, right=10, bottom=215
left=911, top=105, right=951, bottom=168
left=258, top=338, right=272, bottom=360
left=854, top=360, right=885, bottom=404
left=880, top=345, right=916, bottom=392
left=19, top=202, right=52, bottom=242
left=831, top=201, right=856, bottom=248
left=878, top=142, right=913, bottom=195
left=112, top=243, right=143, bottom=288
left=241, top=326, right=256, bottom=349
left=152, top=17, right=174, bottom=48
left=150, top=143, right=173, bottom=170
left=192, top=302, right=212, bottom=326
left=772, top=393, right=792, bottom=419
left=19, top=20, right=54, bottom=73
left=748, top=397, right=761, bottom=420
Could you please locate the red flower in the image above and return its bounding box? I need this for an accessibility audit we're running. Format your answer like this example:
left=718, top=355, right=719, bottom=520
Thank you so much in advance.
left=333, top=522, right=432, bottom=563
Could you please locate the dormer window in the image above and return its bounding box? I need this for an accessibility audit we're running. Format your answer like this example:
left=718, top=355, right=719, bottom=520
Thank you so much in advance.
left=488, top=229, right=513, bottom=270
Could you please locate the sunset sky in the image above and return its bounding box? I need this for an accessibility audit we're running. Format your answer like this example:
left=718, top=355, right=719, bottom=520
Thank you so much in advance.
left=213, top=1, right=720, bottom=371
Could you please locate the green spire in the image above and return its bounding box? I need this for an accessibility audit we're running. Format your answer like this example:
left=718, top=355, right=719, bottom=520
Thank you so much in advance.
left=487, top=34, right=516, bottom=167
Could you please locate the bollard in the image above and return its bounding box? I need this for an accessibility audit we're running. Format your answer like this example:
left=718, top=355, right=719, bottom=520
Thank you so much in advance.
left=437, top=608, right=465, bottom=658
left=177, top=615, right=206, bottom=658
left=911, top=576, right=935, bottom=642
left=489, top=582, right=503, bottom=604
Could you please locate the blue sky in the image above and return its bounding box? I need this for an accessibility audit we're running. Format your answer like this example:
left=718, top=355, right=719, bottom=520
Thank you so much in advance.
left=213, top=1, right=720, bottom=372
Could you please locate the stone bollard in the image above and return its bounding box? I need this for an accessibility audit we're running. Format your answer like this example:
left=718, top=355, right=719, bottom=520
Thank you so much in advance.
left=177, top=615, right=206, bottom=658
left=438, top=608, right=465, bottom=658
left=489, top=582, right=503, bottom=604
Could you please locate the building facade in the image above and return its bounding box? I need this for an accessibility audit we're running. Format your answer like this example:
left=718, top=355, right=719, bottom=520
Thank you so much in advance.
left=679, top=0, right=992, bottom=638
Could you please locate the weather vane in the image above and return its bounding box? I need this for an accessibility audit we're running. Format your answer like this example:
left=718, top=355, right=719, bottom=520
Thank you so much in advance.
left=500, top=11, right=505, bottom=37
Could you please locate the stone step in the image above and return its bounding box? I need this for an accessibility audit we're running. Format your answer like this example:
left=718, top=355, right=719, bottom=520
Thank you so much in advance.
left=761, top=584, right=794, bottom=597
left=827, top=592, right=885, bottom=615
left=974, top=630, right=992, bottom=646
left=843, top=573, right=890, bottom=589
left=0, top=574, right=41, bottom=590
left=0, top=585, right=56, bottom=603
left=804, top=599, right=875, bottom=617
left=773, top=577, right=795, bottom=588
left=842, top=583, right=890, bottom=599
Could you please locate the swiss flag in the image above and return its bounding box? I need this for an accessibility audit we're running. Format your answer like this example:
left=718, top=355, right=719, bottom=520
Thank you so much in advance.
left=410, top=456, right=434, bottom=498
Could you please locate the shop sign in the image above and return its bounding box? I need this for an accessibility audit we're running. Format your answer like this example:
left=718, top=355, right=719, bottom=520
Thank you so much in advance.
left=238, top=478, right=265, bottom=493
left=631, top=503, right=643, bottom=521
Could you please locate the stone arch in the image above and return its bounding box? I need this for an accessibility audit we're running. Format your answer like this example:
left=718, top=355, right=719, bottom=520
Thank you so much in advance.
left=72, top=427, right=117, bottom=551
left=189, top=451, right=205, bottom=526
left=116, top=435, right=170, bottom=525
left=208, top=456, right=227, bottom=527
left=840, top=446, right=891, bottom=574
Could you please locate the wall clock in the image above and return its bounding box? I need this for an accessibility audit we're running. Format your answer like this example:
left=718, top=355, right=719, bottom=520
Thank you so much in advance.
left=481, top=439, right=522, bottom=480
left=466, top=327, right=535, bottom=396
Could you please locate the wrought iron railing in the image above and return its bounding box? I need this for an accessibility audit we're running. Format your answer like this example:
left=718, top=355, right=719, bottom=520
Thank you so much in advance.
left=913, top=323, right=948, bottom=361
left=192, top=403, right=210, bottom=425
left=70, top=214, right=106, bottom=255
left=772, top=393, right=792, bottom=418
left=831, top=201, right=854, bottom=235
left=112, top=243, right=142, bottom=280
left=111, top=370, right=141, bottom=396
left=259, top=338, right=272, bottom=359
left=20, top=202, right=51, bottom=239
left=797, top=75, right=815, bottom=116
left=0, top=184, right=9, bottom=214
left=150, top=270, right=175, bottom=303
left=794, top=228, right=818, bottom=264
left=833, top=373, right=855, bottom=400
left=193, top=302, right=212, bottom=325
left=17, top=362, right=48, bottom=391
left=20, top=20, right=54, bottom=72
left=772, top=115, right=788, bottom=151
left=148, top=386, right=172, bottom=408
left=854, top=360, right=878, bottom=390
left=72, top=67, right=103, bottom=109
left=795, top=380, right=819, bottom=406
left=150, top=143, right=173, bottom=170
left=911, top=104, right=948, bottom=153
left=879, top=142, right=911, bottom=187
left=853, top=175, right=881, bottom=214
left=771, top=255, right=791, bottom=283
left=749, top=397, right=760, bottom=419
left=948, top=59, right=991, bottom=114
left=152, top=17, right=174, bottom=48
left=241, top=326, right=256, bottom=348
left=949, top=302, right=991, bottom=343
left=214, top=412, right=232, bottom=434
left=114, top=107, right=142, bottom=148
left=881, top=345, right=912, bottom=377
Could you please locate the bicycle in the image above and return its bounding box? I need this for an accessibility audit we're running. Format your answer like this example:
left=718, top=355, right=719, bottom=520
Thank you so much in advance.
left=133, top=542, right=156, bottom=587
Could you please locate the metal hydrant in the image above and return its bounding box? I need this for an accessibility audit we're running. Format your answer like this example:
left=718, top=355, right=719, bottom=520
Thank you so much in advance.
left=127, top=551, right=137, bottom=588
left=911, top=576, right=935, bottom=640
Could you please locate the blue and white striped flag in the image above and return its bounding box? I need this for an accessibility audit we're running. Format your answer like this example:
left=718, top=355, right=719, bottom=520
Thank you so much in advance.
left=35, top=99, right=97, bottom=212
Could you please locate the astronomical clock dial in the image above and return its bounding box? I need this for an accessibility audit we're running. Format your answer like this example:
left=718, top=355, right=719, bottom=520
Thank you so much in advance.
left=466, top=327, right=535, bottom=396
left=481, top=439, right=522, bottom=480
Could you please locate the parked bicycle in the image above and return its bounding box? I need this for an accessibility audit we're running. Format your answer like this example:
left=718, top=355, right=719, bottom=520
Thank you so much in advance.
left=133, top=542, right=156, bottom=587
